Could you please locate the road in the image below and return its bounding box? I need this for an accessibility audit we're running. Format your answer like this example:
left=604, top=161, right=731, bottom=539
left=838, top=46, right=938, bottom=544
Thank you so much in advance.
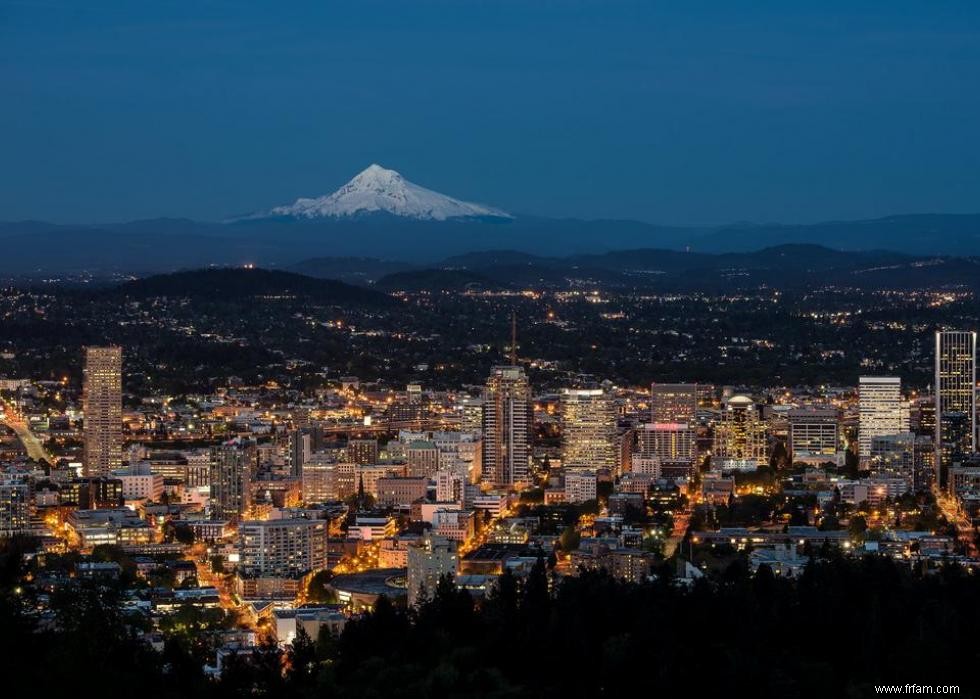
left=664, top=510, right=691, bottom=558
left=935, top=490, right=977, bottom=557
left=0, top=401, right=53, bottom=464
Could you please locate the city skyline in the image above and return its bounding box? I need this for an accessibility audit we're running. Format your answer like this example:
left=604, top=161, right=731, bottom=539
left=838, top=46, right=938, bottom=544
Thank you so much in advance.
left=3, top=2, right=980, bottom=695
left=2, top=286, right=979, bottom=694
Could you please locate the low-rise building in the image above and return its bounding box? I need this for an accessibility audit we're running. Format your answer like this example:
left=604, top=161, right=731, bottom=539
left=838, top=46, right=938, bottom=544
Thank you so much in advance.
left=407, top=533, right=458, bottom=605
left=565, top=470, right=598, bottom=504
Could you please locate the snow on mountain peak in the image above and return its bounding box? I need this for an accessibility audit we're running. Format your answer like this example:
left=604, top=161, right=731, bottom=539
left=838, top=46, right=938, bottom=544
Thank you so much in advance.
left=267, top=164, right=511, bottom=221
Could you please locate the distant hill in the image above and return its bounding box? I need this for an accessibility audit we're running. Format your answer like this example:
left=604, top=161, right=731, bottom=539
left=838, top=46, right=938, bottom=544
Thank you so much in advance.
left=287, top=257, right=415, bottom=285
left=440, top=250, right=564, bottom=268
left=1, top=212, right=979, bottom=276
left=368, top=244, right=978, bottom=292
left=0, top=226, right=288, bottom=275
left=564, top=244, right=912, bottom=274
left=101, top=268, right=392, bottom=306
left=19, top=244, right=973, bottom=296
left=374, top=268, right=504, bottom=292
left=688, top=214, right=980, bottom=255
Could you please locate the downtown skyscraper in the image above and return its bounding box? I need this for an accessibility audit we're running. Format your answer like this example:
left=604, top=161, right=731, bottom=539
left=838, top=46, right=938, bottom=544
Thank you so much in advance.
left=560, top=388, right=617, bottom=470
left=210, top=438, right=257, bottom=520
left=935, top=330, right=977, bottom=485
left=82, top=346, right=123, bottom=476
left=858, top=377, right=908, bottom=459
left=714, top=395, right=768, bottom=470
left=650, top=383, right=698, bottom=424
left=482, top=365, right=531, bottom=488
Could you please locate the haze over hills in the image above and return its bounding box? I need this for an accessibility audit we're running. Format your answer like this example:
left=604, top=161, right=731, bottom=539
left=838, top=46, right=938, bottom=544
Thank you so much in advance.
left=687, top=214, right=980, bottom=254
left=55, top=245, right=977, bottom=297
left=1, top=165, right=980, bottom=275
left=295, top=244, right=980, bottom=293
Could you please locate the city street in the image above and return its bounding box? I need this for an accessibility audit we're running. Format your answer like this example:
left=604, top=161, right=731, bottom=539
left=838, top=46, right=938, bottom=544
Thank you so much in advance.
left=0, top=399, right=53, bottom=464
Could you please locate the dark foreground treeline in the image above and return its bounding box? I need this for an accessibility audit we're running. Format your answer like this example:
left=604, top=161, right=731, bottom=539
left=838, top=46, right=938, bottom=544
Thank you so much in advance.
left=2, top=555, right=978, bottom=698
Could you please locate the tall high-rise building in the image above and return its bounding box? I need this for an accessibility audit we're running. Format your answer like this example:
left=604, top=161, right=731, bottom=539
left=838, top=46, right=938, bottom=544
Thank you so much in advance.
left=288, top=430, right=312, bottom=478
left=858, top=377, right=908, bottom=458
left=209, top=439, right=257, bottom=520
left=911, top=397, right=937, bottom=437
left=560, top=388, right=617, bottom=470
left=650, top=383, right=698, bottom=424
left=935, top=330, right=977, bottom=486
left=482, top=365, right=532, bottom=488
left=83, top=346, right=123, bottom=476
left=914, top=434, right=936, bottom=492
left=714, top=395, right=768, bottom=469
left=617, top=427, right=635, bottom=478
left=638, top=423, right=696, bottom=465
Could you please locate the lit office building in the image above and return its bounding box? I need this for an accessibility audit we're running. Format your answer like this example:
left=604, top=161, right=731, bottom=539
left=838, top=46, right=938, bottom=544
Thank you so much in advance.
left=564, top=470, right=598, bottom=504
left=459, top=397, right=484, bottom=433
left=238, top=518, right=327, bottom=578
left=302, top=456, right=342, bottom=503
left=911, top=397, right=936, bottom=437
left=935, top=330, right=977, bottom=486
left=209, top=439, right=257, bottom=520
left=288, top=431, right=311, bottom=478
left=407, top=533, right=458, bottom=605
left=650, top=383, right=698, bottom=424
left=913, top=435, right=936, bottom=492
left=637, top=422, right=696, bottom=478
left=83, top=346, right=123, bottom=476
left=355, top=464, right=402, bottom=498
left=713, top=395, right=768, bottom=470
left=560, top=388, right=617, bottom=470
left=435, top=467, right=467, bottom=505
left=788, top=408, right=839, bottom=462
left=347, top=439, right=379, bottom=466
left=375, top=476, right=428, bottom=506
left=406, top=440, right=441, bottom=478
left=869, top=432, right=915, bottom=489
left=482, top=366, right=532, bottom=488
left=388, top=383, right=428, bottom=429
left=0, top=478, right=29, bottom=537
left=858, top=377, right=908, bottom=458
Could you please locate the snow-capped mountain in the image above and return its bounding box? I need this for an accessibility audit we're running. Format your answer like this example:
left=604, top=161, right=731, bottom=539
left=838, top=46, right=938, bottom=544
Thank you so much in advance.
left=264, top=164, right=512, bottom=221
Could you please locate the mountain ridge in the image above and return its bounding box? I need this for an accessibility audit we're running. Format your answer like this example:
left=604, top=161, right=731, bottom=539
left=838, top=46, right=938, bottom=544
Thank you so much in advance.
left=1, top=203, right=980, bottom=274
left=97, top=267, right=392, bottom=306
left=289, top=244, right=980, bottom=293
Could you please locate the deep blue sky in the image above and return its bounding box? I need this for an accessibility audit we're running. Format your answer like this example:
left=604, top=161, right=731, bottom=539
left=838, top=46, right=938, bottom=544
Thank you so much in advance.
left=2, top=0, right=979, bottom=225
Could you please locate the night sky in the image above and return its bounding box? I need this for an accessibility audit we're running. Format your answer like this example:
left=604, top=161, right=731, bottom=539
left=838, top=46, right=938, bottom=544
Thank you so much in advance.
left=2, top=0, right=979, bottom=225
